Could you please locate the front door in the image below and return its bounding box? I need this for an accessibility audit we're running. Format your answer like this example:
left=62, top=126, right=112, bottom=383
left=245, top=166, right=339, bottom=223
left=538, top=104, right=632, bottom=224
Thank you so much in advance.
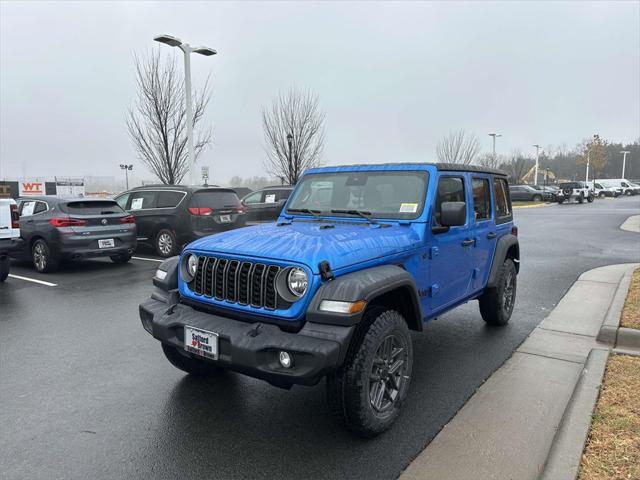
left=428, top=174, right=473, bottom=312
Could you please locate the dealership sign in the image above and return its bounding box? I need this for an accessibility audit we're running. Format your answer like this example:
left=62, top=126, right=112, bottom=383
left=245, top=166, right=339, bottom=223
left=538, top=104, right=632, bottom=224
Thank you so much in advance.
left=55, top=178, right=85, bottom=197
left=19, top=180, right=45, bottom=196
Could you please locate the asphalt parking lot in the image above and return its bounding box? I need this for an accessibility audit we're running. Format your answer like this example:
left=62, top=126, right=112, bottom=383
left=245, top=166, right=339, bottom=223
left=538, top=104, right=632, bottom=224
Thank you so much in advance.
left=1, top=197, right=639, bottom=480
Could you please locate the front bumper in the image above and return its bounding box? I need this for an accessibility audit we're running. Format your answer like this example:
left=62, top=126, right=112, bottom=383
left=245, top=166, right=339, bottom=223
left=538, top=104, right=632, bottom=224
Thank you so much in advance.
left=139, top=293, right=354, bottom=387
left=0, top=237, right=24, bottom=257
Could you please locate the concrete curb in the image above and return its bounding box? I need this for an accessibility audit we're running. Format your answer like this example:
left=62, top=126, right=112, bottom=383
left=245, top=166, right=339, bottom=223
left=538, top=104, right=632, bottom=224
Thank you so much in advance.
left=539, top=348, right=609, bottom=480
left=620, top=214, right=640, bottom=233
left=596, top=268, right=640, bottom=349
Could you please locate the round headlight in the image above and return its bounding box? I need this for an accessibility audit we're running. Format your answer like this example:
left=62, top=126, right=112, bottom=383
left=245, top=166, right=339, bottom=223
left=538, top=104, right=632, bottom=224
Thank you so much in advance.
left=182, top=254, right=198, bottom=282
left=287, top=267, right=308, bottom=298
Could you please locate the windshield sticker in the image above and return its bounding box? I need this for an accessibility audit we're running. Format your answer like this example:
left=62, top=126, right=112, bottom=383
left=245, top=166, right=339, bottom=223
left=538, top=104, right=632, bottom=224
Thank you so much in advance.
left=265, top=194, right=276, bottom=203
left=399, top=203, right=418, bottom=213
left=130, top=197, right=144, bottom=210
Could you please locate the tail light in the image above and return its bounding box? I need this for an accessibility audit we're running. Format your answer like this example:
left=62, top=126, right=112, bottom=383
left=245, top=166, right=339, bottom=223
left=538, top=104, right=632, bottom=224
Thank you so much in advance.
left=237, top=207, right=245, bottom=214
left=120, top=215, right=136, bottom=224
left=511, top=226, right=518, bottom=237
left=188, top=207, right=213, bottom=216
left=49, top=217, right=87, bottom=227
left=10, top=203, right=19, bottom=228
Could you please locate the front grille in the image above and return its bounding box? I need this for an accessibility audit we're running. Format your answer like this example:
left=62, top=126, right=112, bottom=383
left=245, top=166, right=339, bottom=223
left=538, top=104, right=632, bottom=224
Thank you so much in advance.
left=189, top=256, right=282, bottom=310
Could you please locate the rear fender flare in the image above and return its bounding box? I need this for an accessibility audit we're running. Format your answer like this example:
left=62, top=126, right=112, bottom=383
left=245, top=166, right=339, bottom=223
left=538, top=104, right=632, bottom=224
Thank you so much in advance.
left=487, top=234, right=519, bottom=288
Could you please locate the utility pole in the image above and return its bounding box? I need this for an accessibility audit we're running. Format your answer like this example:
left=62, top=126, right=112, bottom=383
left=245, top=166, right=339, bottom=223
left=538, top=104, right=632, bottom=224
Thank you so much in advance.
left=488, top=133, right=502, bottom=164
left=585, top=150, right=590, bottom=183
left=154, top=34, right=217, bottom=185
left=620, top=150, right=631, bottom=178
left=533, top=144, right=541, bottom=185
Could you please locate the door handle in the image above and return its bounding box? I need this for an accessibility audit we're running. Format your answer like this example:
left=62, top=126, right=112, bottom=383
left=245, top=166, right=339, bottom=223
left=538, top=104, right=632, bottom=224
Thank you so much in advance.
left=461, top=238, right=475, bottom=247
left=486, top=232, right=497, bottom=239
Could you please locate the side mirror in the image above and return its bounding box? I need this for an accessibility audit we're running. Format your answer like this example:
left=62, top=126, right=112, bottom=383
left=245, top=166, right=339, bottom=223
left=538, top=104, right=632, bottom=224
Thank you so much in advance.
left=440, top=202, right=466, bottom=227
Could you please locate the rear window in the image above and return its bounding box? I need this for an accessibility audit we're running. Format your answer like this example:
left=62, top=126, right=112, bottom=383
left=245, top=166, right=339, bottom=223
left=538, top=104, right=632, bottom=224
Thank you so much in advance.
left=157, top=191, right=185, bottom=208
left=60, top=200, right=123, bottom=215
left=493, top=177, right=512, bottom=221
left=189, top=190, right=241, bottom=209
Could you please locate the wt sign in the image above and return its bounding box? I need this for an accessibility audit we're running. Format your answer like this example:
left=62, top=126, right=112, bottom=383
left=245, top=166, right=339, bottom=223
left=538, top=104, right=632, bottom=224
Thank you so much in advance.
left=19, top=181, right=44, bottom=196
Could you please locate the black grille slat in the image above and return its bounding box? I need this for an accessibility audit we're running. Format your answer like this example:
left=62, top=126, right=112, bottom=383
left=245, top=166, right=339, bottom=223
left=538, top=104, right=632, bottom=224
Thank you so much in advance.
left=215, top=259, right=227, bottom=300
left=238, top=262, right=252, bottom=305
left=194, top=256, right=206, bottom=295
left=189, top=256, right=290, bottom=310
left=264, top=265, right=280, bottom=310
left=226, top=260, right=240, bottom=302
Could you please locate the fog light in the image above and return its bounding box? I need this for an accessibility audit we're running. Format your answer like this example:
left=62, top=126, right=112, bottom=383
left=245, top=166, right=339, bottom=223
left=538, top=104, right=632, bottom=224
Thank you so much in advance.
left=279, top=351, right=292, bottom=369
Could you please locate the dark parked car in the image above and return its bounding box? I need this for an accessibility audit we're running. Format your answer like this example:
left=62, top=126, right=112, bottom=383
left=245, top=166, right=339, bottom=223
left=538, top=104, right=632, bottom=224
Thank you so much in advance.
left=115, top=186, right=245, bottom=257
left=14, top=196, right=136, bottom=273
left=509, top=184, right=552, bottom=202
left=230, top=187, right=252, bottom=199
left=241, top=186, right=293, bottom=222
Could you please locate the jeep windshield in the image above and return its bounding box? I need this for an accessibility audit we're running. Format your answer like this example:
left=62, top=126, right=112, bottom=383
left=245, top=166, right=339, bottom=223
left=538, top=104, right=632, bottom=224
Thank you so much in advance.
left=286, top=170, right=429, bottom=220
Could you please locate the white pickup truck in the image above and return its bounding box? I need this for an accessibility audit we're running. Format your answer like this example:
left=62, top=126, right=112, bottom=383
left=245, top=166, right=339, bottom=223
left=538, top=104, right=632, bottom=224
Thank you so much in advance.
left=0, top=198, right=21, bottom=282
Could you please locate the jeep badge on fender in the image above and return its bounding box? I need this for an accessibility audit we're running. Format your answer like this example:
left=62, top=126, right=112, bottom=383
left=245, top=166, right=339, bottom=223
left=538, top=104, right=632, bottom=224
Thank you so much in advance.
left=139, top=162, right=519, bottom=437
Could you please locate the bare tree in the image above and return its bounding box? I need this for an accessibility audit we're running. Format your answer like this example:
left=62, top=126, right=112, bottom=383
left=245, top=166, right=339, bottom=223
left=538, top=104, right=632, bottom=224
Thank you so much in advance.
left=127, top=49, right=212, bottom=185
left=262, top=88, right=325, bottom=184
left=436, top=129, right=481, bottom=165
left=499, top=149, right=534, bottom=182
left=477, top=152, right=501, bottom=169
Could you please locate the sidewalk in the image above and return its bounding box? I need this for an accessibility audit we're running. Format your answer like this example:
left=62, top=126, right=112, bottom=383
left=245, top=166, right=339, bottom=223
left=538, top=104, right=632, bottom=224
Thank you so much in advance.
left=400, top=263, right=639, bottom=480
left=620, top=214, right=640, bottom=233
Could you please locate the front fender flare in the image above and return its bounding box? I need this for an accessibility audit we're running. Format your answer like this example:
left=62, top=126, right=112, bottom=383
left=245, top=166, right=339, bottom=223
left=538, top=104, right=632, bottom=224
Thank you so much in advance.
left=306, top=264, right=423, bottom=331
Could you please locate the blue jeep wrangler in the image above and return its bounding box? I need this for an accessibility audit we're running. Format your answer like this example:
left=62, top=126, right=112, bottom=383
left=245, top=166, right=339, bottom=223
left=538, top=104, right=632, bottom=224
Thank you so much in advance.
left=140, top=163, right=519, bottom=437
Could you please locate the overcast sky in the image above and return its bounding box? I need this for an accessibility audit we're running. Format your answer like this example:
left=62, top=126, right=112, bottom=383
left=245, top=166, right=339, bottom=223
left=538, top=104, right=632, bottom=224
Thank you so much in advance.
left=1, top=0, right=639, bottom=184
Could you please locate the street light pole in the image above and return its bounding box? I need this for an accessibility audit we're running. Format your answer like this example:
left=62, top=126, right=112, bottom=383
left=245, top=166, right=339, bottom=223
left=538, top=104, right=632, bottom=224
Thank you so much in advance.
left=533, top=144, right=541, bottom=185
left=620, top=150, right=631, bottom=178
left=488, top=133, right=502, bottom=164
left=154, top=34, right=217, bottom=185
left=585, top=150, right=590, bottom=183
left=286, top=133, right=293, bottom=185
left=119, top=164, right=133, bottom=191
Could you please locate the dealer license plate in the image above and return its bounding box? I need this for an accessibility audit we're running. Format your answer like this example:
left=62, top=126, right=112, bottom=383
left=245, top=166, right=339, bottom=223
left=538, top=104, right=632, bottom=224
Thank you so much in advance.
left=184, top=326, right=219, bottom=360
left=219, top=214, right=231, bottom=223
left=98, top=238, right=115, bottom=249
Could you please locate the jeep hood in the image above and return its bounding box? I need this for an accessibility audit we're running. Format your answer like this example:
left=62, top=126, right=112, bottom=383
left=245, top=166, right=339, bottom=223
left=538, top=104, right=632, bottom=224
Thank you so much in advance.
left=187, top=221, right=422, bottom=273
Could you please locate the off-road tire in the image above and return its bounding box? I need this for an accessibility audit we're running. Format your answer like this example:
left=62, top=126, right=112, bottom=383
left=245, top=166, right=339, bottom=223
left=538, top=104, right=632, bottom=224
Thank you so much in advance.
left=587, top=195, right=594, bottom=203
left=155, top=229, right=177, bottom=258
left=532, top=194, right=542, bottom=202
left=0, top=256, right=9, bottom=282
left=479, top=258, right=517, bottom=326
left=32, top=239, right=59, bottom=273
left=558, top=197, right=564, bottom=204
left=578, top=193, right=584, bottom=204
left=110, top=253, right=132, bottom=264
left=161, top=343, right=221, bottom=376
left=326, top=308, right=413, bottom=438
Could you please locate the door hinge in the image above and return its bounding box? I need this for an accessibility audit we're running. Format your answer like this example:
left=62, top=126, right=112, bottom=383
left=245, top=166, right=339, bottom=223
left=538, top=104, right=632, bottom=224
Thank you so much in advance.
left=472, top=267, right=480, bottom=278
left=430, top=284, right=440, bottom=297
left=429, top=246, right=439, bottom=259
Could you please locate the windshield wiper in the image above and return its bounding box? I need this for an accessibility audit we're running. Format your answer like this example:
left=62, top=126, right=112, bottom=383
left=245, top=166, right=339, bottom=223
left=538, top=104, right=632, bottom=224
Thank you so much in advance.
left=287, top=208, right=323, bottom=219
left=330, top=209, right=377, bottom=224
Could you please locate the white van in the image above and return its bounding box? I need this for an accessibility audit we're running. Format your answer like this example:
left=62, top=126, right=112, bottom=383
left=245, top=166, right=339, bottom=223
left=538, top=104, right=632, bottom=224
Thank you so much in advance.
left=594, top=179, right=639, bottom=196
left=0, top=198, right=22, bottom=282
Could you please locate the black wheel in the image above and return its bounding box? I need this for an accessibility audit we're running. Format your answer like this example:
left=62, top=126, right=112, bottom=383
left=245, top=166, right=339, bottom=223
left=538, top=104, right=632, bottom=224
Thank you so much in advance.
left=161, top=343, right=221, bottom=376
left=578, top=194, right=584, bottom=204
left=598, top=192, right=606, bottom=198
left=32, top=239, right=59, bottom=273
left=326, top=308, right=413, bottom=438
left=0, top=256, right=9, bottom=282
left=558, top=198, right=564, bottom=204
left=478, top=259, right=517, bottom=326
left=110, top=253, right=131, bottom=264
left=587, top=195, right=594, bottom=203
left=626, top=190, right=632, bottom=196
left=155, top=229, right=176, bottom=258
left=532, top=194, right=542, bottom=202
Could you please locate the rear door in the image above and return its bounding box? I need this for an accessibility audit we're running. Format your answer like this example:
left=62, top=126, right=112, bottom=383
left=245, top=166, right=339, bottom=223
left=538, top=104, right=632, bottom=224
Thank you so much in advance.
left=125, top=190, right=158, bottom=241
left=429, top=174, right=473, bottom=311
left=469, top=176, right=495, bottom=292
left=260, top=189, right=289, bottom=221
left=240, top=190, right=264, bottom=222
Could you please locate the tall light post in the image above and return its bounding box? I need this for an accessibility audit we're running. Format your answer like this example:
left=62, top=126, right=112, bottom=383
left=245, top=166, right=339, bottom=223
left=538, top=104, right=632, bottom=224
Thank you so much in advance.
left=154, top=34, right=217, bottom=185
left=620, top=150, right=631, bottom=178
left=533, top=144, right=541, bottom=185
left=488, top=133, right=502, bottom=164
left=119, top=164, right=133, bottom=190
left=286, top=133, right=293, bottom=185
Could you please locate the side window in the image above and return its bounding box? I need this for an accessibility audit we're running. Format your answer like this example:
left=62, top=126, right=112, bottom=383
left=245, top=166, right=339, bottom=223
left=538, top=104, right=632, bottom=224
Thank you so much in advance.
left=33, top=201, right=48, bottom=214
left=242, top=191, right=263, bottom=204
left=434, top=176, right=466, bottom=225
left=20, top=200, right=37, bottom=216
left=156, top=191, right=185, bottom=208
left=275, top=189, right=291, bottom=201
left=115, top=194, right=130, bottom=211
left=472, top=178, right=491, bottom=221
left=129, top=191, right=157, bottom=210
left=493, top=177, right=512, bottom=221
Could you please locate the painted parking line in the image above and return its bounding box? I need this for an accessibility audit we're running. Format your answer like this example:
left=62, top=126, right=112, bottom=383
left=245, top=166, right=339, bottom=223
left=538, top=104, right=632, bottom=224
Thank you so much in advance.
left=8, top=274, right=57, bottom=287
left=131, top=256, right=164, bottom=263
